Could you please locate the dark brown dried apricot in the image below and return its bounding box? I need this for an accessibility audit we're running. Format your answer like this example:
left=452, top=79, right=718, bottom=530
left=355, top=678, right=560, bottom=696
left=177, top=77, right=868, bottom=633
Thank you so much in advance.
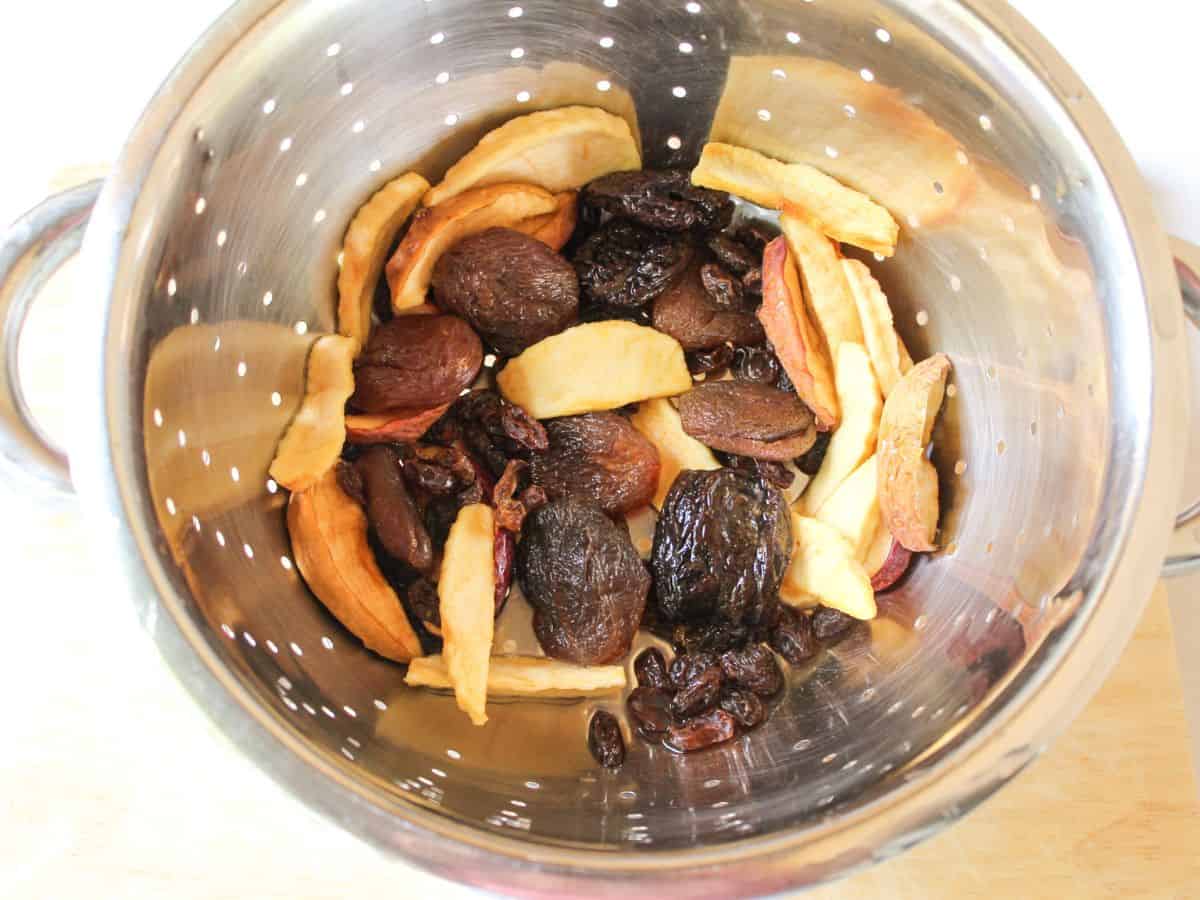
left=678, top=381, right=817, bottom=461
left=652, top=255, right=764, bottom=351
left=350, top=315, right=482, bottom=413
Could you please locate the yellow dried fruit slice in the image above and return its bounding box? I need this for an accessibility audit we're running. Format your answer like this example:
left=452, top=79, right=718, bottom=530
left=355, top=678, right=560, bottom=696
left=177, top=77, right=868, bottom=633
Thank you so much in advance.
left=287, top=468, right=423, bottom=662
left=423, top=106, right=641, bottom=206
left=406, top=655, right=626, bottom=696
left=513, top=190, right=578, bottom=251
left=781, top=515, right=877, bottom=620
left=842, top=257, right=910, bottom=397
left=269, top=335, right=357, bottom=492
left=692, top=142, right=899, bottom=256
left=439, top=504, right=496, bottom=726
left=497, top=321, right=692, bottom=419
left=629, top=397, right=721, bottom=508
left=781, top=209, right=864, bottom=359
left=815, top=454, right=880, bottom=559
left=337, top=172, right=430, bottom=347
left=386, top=183, right=558, bottom=313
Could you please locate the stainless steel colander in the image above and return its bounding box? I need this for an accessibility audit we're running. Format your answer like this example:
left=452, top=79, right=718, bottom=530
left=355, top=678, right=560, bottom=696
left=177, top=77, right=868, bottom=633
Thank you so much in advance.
left=3, top=0, right=1199, bottom=895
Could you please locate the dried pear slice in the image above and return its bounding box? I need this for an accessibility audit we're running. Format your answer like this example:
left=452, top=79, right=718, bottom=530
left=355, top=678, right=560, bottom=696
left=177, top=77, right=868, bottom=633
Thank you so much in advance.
left=287, top=468, right=423, bottom=662
left=386, top=183, right=557, bottom=313
left=269, top=335, right=357, bottom=492
left=406, top=655, right=626, bottom=696
left=337, top=172, right=430, bottom=347
left=423, top=106, right=641, bottom=207
left=439, top=504, right=496, bottom=726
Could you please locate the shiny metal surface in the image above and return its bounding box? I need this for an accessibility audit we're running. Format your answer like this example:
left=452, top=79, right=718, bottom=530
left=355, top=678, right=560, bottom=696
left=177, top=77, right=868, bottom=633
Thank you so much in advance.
left=61, top=0, right=1193, bottom=894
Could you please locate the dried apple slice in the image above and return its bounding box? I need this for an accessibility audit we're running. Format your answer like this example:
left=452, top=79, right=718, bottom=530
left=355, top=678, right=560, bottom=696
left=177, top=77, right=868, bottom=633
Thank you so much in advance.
left=878, top=354, right=952, bottom=552
left=816, top=454, right=880, bottom=559
left=781, top=514, right=877, bottom=620
left=423, top=106, right=641, bottom=207
left=864, top=520, right=914, bottom=592
left=629, top=397, right=722, bottom=508
left=496, top=321, right=692, bottom=419
left=780, top=210, right=863, bottom=358
left=758, top=236, right=839, bottom=429
left=842, top=258, right=910, bottom=397
left=439, top=503, right=497, bottom=726
left=800, top=342, right=882, bottom=516
left=337, top=172, right=430, bottom=347
left=513, top=191, right=578, bottom=251
left=287, top=468, right=423, bottom=662
left=386, top=183, right=558, bottom=313
left=691, top=142, right=899, bottom=256
left=344, top=403, right=451, bottom=445
left=269, top=335, right=356, bottom=492
left=406, top=655, right=626, bottom=696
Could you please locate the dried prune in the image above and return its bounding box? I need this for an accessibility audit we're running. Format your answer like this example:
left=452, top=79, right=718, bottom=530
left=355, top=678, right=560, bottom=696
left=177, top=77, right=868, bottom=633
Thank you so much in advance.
left=686, top=343, right=734, bottom=377
left=719, top=688, right=767, bottom=729
left=356, top=446, right=434, bottom=574
left=679, top=381, right=817, bottom=461
left=665, top=709, right=737, bottom=752
left=529, top=412, right=660, bottom=516
left=732, top=346, right=781, bottom=385
left=673, top=620, right=753, bottom=656
left=669, top=652, right=724, bottom=718
left=634, top=647, right=671, bottom=691
left=588, top=710, right=626, bottom=768
left=705, top=233, right=758, bottom=275
left=796, top=430, right=832, bottom=476
left=717, top=453, right=796, bottom=492
left=432, top=227, right=580, bottom=355
left=517, top=498, right=650, bottom=665
left=350, top=315, right=483, bottom=412
left=581, top=169, right=733, bottom=232
left=652, top=469, right=792, bottom=628
left=653, top=255, right=764, bottom=351
left=573, top=219, right=693, bottom=309
left=493, top=528, right=515, bottom=614
left=627, top=686, right=673, bottom=736
left=719, top=644, right=783, bottom=697
left=771, top=606, right=818, bottom=665
left=812, top=606, right=857, bottom=643
left=735, top=223, right=775, bottom=254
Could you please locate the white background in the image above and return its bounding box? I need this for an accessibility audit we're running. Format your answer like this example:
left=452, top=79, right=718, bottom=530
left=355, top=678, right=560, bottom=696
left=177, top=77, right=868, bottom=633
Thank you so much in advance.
left=0, top=2, right=1197, bottom=897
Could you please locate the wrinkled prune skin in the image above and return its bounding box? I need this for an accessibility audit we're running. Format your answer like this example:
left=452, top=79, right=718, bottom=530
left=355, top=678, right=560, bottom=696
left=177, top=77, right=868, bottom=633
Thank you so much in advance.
left=581, top=169, right=733, bottom=233
left=705, top=233, right=758, bottom=275
left=517, top=498, right=650, bottom=665
left=588, top=710, right=626, bottom=768
left=699, top=263, right=744, bottom=310
left=432, top=227, right=580, bottom=355
left=771, top=606, right=818, bottom=664
left=719, top=688, right=767, bottom=729
left=732, top=345, right=782, bottom=386
left=652, top=255, right=764, bottom=351
left=441, top=390, right=548, bottom=480
left=627, top=686, right=673, bottom=736
left=573, top=219, right=693, bottom=309
left=717, top=452, right=796, bottom=492
left=669, top=652, right=724, bottom=718
left=652, top=469, right=792, bottom=628
left=796, top=430, right=832, bottom=476
left=356, top=446, right=435, bottom=574
left=719, top=644, right=783, bottom=697
left=350, top=315, right=483, bottom=412
left=679, top=381, right=817, bottom=462
left=673, top=620, right=754, bottom=656
left=529, top=412, right=660, bottom=516
left=687, top=344, right=734, bottom=377
left=812, top=606, right=857, bottom=643
left=634, top=647, right=671, bottom=690
left=665, top=709, right=737, bottom=752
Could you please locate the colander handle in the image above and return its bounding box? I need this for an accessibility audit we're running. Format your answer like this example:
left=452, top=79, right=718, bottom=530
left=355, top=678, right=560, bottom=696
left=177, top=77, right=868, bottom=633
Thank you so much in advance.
left=0, top=180, right=101, bottom=497
left=1164, top=236, right=1200, bottom=578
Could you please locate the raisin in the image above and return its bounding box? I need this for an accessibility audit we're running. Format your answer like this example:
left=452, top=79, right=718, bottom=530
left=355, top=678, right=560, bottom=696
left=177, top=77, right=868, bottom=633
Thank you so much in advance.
left=699, top=263, right=745, bottom=310
left=732, top=346, right=781, bottom=386
left=588, top=710, right=626, bottom=768
left=627, top=686, right=673, bottom=736
left=718, top=688, right=767, bottom=729
left=406, top=577, right=441, bottom=629
left=812, top=607, right=857, bottom=643
left=716, top=453, right=796, bottom=491
left=573, top=219, right=693, bottom=309
left=770, top=606, right=818, bottom=665
left=665, top=709, right=738, bottom=752
left=581, top=169, right=733, bottom=232
left=796, top=430, right=832, bottom=476
left=679, top=381, right=817, bottom=461
left=403, top=460, right=458, bottom=495
left=705, top=233, right=758, bottom=275
left=686, top=343, right=734, bottom=377
left=492, top=459, right=532, bottom=533
left=719, top=644, right=784, bottom=697
left=669, top=652, right=724, bottom=718
left=350, top=315, right=482, bottom=413
left=674, top=620, right=753, bottom=656
left=493, top=528, right=515, bottom=614
left=634, top=647, right=671, bottom=691
left=735, top=223, right=774, bottom=253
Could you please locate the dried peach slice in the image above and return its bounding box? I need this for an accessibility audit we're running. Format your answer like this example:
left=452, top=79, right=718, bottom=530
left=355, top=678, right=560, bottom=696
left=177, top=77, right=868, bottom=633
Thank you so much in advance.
left=439, top=504, right=496, bottom=725
left=337, top=172, right=430, bottom=347
left=513, top=190, right=578, bottom=251
left=842, top=258, right=910, bottom=397
left=269, top=335, right=356, bottom=492
left=691, top=142, right=899, bottom=256
left=781, top=514, right=877, bottom=620
left=864, top=519, right=914, bottom=592
left=406, top=655, right=626, bottom=696
left=287, top=468, right=423, bottom=662
left=629, top=397, right=721, bottom=508
left=496, top=321, right=692, bottom=419
left=780, top=209, right=863, bottom=359
left=386, top=183, right=558, bottom=313
left=423, top=106, right=641, bottom=207
left=878, top=354, right=952, bottom=552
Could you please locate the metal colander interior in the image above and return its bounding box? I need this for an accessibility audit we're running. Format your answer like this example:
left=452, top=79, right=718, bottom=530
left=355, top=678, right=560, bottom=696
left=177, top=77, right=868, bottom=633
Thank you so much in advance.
left=126, top=0, right=1148, bottom=855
